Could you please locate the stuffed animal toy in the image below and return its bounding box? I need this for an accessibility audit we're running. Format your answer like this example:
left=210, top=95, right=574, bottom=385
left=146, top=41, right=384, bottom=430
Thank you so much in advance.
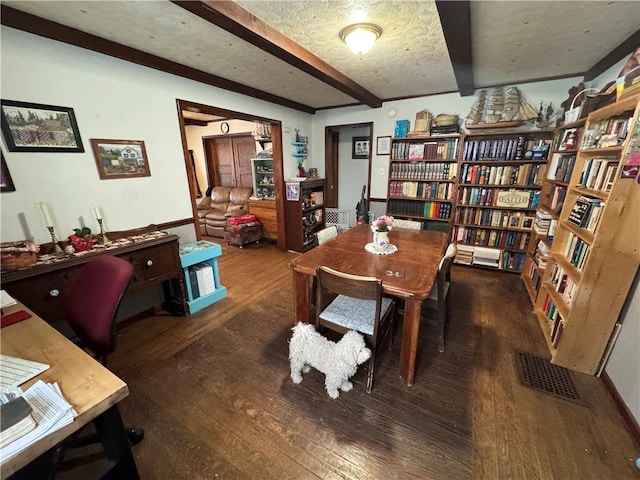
left=289, top=322, right=371, bottom=399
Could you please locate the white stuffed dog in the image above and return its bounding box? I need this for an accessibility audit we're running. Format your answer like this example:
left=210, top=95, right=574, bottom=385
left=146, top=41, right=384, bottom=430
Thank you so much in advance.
left=289, top=322, right=371, bottom=399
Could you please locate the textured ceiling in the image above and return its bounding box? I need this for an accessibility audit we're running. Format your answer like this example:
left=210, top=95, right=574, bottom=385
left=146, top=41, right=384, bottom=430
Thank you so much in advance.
left=2, top=1, right=638, bottom=113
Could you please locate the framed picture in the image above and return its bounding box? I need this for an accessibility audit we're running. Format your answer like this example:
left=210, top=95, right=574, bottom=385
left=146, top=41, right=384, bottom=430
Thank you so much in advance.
left=286, top=182, right=300, bottom=201
left=91, top=139, right=151, bottom=180
left=376, top=136, right=391, bottom=155
left=352, top=136, right=370, bottom=159
left=521, top=215, right=535, bottom=229
left=1, top=151, right=15, bottom=192
left=0, top=99, right=84, bottom=152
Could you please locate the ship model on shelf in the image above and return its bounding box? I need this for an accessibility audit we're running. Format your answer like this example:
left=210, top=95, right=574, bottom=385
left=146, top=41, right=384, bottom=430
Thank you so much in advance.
left=465, top=86, right=539, bottom=129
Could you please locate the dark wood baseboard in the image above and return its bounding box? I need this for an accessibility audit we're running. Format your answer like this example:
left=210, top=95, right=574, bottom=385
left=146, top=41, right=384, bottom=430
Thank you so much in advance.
left=601, top=371, right=640, bottom=447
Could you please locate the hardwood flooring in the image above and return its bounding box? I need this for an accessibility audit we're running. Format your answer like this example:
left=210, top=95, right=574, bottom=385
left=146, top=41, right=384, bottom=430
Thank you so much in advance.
left=60, top=238, right=638, bottom=479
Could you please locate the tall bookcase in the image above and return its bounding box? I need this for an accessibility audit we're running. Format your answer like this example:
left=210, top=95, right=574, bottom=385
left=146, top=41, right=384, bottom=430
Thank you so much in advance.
left=386, top=134, right=459, bottom=232
left=533, top=95, right=640, bottom=375
left=284, top=178, right=325, bottom=252
left=452, top=130, right=553, bottom=271
left=521, top=118, right=586, bottom=303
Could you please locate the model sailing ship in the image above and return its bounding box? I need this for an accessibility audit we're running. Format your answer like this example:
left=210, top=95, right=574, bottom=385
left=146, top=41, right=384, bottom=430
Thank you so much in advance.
left=465, top=86, right=538, bottom=126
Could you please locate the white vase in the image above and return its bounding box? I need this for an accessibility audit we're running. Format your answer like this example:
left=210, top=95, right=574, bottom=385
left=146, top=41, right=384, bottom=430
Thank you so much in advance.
left=373, top=230, right=390, bottom=251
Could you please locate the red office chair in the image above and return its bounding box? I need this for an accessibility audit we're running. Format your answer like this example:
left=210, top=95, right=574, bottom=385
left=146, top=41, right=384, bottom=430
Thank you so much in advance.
left=56, top=256, right=143, bottom=472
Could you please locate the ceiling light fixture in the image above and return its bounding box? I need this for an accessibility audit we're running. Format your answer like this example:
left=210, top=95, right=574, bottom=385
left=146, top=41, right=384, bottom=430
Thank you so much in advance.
left=339, top=23, right=382, bottom=55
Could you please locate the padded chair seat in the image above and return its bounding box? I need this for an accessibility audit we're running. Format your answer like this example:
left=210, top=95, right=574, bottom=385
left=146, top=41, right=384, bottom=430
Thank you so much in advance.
left=319, top=294, right=394, bottom=335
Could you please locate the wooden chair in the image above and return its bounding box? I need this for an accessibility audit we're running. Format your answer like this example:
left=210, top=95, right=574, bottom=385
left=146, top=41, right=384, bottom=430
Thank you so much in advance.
left=315, top=266, right=396, bottom=393
left=392, top=219, right=422, bottom=230
left=316, top=225, right=338, bottom=245
left=422, top=243, right=457, bottom=352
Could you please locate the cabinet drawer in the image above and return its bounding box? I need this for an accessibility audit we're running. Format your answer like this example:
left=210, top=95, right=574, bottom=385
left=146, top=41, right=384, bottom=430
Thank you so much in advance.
left=119, top=243, right=179, bottom=286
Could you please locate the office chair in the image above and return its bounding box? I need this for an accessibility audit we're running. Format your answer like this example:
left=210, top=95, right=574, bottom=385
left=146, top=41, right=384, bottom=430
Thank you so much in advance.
left=422, top=243, right=457, bottom=352
left=315, top=266, right=395, bottom=393
left=54, top=255, right=143, bottom=472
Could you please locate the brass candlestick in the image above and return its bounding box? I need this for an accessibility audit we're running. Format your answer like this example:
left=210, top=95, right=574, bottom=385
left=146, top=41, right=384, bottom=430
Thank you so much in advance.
left=47, top=226, right=64, bottom=257
left=97, top=218, right=110, bottom=245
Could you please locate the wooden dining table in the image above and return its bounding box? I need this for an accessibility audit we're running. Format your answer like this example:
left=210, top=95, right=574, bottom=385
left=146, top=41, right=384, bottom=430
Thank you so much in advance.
left=289, top=223, right=449, bottom=386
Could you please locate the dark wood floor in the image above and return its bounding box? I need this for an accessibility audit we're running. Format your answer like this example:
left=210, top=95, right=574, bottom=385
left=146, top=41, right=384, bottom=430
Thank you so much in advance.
left=61, top=238, right=639, bottom=479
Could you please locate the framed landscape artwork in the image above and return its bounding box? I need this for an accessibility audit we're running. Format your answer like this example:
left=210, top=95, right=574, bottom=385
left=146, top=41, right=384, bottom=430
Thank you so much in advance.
left=1, top=151, right=16, bottom=192
left=0, top=99, right=84, bottom=152
left=91, top=139, right=151, bottom=180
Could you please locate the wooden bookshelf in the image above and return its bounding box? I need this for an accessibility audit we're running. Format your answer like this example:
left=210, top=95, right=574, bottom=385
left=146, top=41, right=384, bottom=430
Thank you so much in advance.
left=533, top=94, right=640, bottom=375
left=452, top=129, right=553, bottom=272
left=386, top=134, right=460, bottom=233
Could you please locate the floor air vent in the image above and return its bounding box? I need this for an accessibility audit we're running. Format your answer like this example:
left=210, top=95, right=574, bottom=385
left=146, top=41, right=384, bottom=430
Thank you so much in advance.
left=516, top=352, right=588, bottom=406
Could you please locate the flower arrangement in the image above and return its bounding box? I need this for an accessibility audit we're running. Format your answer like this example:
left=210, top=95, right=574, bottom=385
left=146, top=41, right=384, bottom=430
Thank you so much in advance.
left=372, top=215, right=394, bottom=232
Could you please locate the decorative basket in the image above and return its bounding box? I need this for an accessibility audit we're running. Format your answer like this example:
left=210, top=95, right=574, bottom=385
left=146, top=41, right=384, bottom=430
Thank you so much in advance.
left=433, top=114, right=459, bottom=126
left=1, top=251, right=37, bottom=271
left=564, top=88, right=599, bottom=123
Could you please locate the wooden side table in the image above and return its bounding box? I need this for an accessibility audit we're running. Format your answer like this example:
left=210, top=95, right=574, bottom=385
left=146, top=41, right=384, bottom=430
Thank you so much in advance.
left=248, top=198, right=278, bottom=240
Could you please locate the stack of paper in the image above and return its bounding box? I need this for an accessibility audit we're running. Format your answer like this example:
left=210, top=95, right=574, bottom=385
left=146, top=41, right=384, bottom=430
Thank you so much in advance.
left=192, top=262, right=215, bottom=295
left=0, top=380, right=76, bottom=462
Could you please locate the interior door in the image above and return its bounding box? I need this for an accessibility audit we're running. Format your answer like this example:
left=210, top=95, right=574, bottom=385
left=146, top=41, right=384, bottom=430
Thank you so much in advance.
left=233, top=136, right=257, bottom=189
left=205, top=137, right=235, bottom=187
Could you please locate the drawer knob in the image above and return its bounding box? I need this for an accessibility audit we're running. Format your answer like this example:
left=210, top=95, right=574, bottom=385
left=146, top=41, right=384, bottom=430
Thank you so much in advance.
left=146, top=259, right=154, bottom=267
left=49, top=289, right=60, bottom=297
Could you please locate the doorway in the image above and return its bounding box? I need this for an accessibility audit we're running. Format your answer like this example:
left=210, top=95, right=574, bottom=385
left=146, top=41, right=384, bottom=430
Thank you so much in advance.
left=176, top=99, right=286, bottom=251
left=324, top=122, right=373, bottom=212
left=203, top=134, right=255, bottom=188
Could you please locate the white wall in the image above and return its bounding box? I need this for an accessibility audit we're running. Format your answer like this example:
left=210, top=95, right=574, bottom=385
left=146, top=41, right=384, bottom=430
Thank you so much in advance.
left=0, top=27, right=311, bottom=245
left=338, top=126, right=370, bottom=210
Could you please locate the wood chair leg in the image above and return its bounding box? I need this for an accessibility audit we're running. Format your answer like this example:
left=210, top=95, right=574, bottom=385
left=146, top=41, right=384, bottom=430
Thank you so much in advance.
left=366, top=351, right=376, bottom=393
left=437, top=301, right=446, bottom=353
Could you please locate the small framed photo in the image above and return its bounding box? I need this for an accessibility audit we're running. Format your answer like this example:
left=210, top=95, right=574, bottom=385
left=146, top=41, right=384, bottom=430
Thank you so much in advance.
left=352, top=136, right=370, bottom=159
left=1, top=151, right=16, bottom=192
left=509, top=214, right=523, bottom=229
left=376, top=136, right=391, bottom=155
left=286, top=182, right=300, bottom=201
left=1, top=99, right=84, bottom=152
left=521, top=215, right=535, bottom=229
left=91, top=139, right=151, bottom=180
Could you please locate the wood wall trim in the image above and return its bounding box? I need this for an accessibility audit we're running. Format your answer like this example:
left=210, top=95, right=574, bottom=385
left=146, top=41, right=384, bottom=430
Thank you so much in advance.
left=601, top=372, right=640, bottom=447
left=172, top=1, right=382, bottom=109
left=0, top=5, right=315, bottom=114
left=584, top=30, right=640, bottom=82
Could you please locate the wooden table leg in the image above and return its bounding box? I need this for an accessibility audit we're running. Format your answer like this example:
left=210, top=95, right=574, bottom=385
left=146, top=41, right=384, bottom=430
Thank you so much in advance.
left=399, top=298, right=422, bottom=386
left=94, top=405, right=140, bottom=480
left=292, top=270, right=310, bottom=324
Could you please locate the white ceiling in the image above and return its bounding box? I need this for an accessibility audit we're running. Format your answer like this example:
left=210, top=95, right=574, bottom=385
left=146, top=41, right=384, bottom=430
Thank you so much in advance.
left=2, top=1, right=638, bottom=113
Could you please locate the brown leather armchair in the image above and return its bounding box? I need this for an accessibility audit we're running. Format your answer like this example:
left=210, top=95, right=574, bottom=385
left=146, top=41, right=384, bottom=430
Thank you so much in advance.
left=198, top=186, right=252, bottom=237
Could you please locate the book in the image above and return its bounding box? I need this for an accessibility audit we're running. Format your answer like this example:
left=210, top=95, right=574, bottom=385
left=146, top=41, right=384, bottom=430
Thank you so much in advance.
left=188, top=268, right=200, bottom=299
left=192, top=262, right=215, bottom=295
left=0, top=397, right=37, bottom=448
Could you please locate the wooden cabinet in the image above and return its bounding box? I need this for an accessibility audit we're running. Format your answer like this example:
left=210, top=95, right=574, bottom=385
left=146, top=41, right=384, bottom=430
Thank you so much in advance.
left=284, top=178, right=325, bottom=252
left=248, top=199, right=278, bottom=241
left=204, top=135, right=255, bottom=189
left=521, top=118, right=586, bottom=304
left=533, top=95, right=640, bottom=374
left=1, top=234, right=187, bottom=333
left=386, top=134, right=459, bottom=233
left=452, top=129, right=553, bottom=272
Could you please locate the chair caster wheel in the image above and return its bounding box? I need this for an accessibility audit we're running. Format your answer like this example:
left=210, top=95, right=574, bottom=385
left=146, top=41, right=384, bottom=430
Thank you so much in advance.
left=127, top=428, right=144, bottom=446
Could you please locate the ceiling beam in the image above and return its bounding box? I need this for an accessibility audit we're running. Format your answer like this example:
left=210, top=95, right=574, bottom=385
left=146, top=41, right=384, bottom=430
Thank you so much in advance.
left=436, top=0, right=475, bottom=97
left=172, top=0, right=383, bottom=109
left=583, top=29, right=640, bottom=82
left=0, top=5, right=315, bottom=114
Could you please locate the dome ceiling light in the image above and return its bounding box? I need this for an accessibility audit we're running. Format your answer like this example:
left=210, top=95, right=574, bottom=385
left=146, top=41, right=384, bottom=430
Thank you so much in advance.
left=339, top=23, right=382, bottom=55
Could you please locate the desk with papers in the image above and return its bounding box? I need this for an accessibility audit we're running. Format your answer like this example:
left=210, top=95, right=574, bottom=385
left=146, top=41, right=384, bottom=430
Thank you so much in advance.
left=0, top=302, right=139, bottom=479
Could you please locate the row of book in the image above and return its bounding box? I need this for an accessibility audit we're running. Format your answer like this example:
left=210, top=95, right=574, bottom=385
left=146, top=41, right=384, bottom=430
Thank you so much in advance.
left=389, top=161, right=457, bottom=181
left=581, top=115, right=633, bottom=148
left=387, top=199, right=452, bottom=219
left=533, top=211, right=558, bottom=239
left=462, top=138, right=551, bottom=162
left=457, top=187, right=540, bottom=208
left=188, top=262, right=216, bottom=299
left=546, top=153, right=576, bottom=183
left=388, top=181, right=455, bottom=200
left=563, top=232, right=590, bottom=271
left=452, top=245, right=526, bottom=270
left=525, top=259, right=543, bottom=294
left=454, top=207, right=533, bottom=230
left=541, top=295, right=564, bottom=348
left=452, top=226, right=530, bottom=250
left=578, top=158, right=617, bottom=192
left=391, top=138, right=459, bottom=160
left=501, top=251, right=527, bottom=271
left=567, top=196, right=605, bottom=232
left=548, top=262, right=576, bottom=307
left=546, top=185, right=566, bottom=214
left=533, top=240, right=550, bottom=269
left=460, top=163, right=542, bottom=187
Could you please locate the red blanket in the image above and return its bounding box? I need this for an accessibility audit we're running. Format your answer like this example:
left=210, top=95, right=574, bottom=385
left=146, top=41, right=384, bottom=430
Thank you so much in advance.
left=227, top=214, right=258, bottom=225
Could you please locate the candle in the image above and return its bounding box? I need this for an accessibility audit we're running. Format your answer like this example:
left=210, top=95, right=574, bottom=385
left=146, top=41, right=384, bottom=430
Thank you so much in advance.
left=39, top=202, right=53, bottom=226
left=93, top=207, right=102, bottom=220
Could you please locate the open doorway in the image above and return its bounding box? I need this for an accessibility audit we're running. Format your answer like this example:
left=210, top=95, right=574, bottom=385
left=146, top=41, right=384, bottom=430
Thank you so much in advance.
left=324, top=122, right=373, bottom=214
left=175, top=99, right=286, bottom=251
